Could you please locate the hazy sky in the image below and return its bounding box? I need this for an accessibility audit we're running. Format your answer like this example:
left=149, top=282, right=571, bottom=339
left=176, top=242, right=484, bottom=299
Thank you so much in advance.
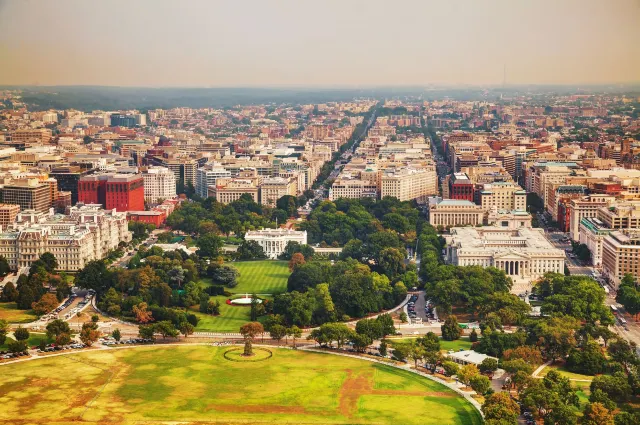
left=0, top=0, right=638, bottom=87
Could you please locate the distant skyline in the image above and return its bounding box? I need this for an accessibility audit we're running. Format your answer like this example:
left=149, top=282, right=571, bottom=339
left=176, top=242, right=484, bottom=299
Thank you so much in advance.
left=1, top=0, right=639, bottom=87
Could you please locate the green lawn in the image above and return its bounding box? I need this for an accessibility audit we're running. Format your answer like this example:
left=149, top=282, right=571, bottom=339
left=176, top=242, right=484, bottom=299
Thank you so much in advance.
left=0, top=346, right=482, bottom=425
left=193, top=261, right=289, bottom=332
left=0, top=332, right=52, bottom=351
left=389, top=337, right=473, bottom=352
left=539, top=364, right=596, bottom=381
left=0, top=302, right=38, bottom=323
left=191, top=295, right=256, bottom=333
left=202, top=260, right=290, bottom=295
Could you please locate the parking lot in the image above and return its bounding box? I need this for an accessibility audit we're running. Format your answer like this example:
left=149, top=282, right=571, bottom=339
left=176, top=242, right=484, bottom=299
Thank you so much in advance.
left=406, top=292, right=439, bottom=325
left=36, top=289, right=95, bottom=326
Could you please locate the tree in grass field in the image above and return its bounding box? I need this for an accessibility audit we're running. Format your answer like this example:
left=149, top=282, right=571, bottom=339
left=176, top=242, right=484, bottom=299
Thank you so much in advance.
left=14, top=327, right=29, bottom=342
left=441, top=315, right=462, bottom=341
left=287, top=325, right=302, bottom=348
left=240, top=322, right=264, bottom=356
left=269, top=324, right=287, bottom=345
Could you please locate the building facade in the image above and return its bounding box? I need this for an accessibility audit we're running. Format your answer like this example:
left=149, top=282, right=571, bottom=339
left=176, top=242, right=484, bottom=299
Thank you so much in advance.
left=142, top=167, right=176, bottom=203
left=244, top=228, right=307, bottom=259
left=0, top=205, right=131, bottom=271
left=428, top=199, right=485, bottom=228
left=0, top=204, right=20, bottom=230
left=380, top=167, right=438, bottom=202
left=195, top=165, right=232, bottom=198
left=260, top=177, right=297, bottom=207
left=578, top=217, right=612, bottom=267
left=105, top=175, right=145, bottom=212
left=443, top=226, right=565, bottom=284
left=479, top=182, right=526, bottom=212
left=602, top=230, right=640, bottom=287
left=2, top=180, right=52, bottom=213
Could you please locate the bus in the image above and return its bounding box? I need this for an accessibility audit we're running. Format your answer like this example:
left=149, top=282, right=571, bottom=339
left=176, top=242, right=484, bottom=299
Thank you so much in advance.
left=619, top=317, right=627, bottom=326
left=610, top=305, right=618, bottom=315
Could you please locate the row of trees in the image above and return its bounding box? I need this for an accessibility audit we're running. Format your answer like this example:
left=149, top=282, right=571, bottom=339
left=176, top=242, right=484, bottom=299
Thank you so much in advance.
left=306, top=314, right=396, bottom=352
left=275, top=259, right=407, bottom=326
left=616, top=273, right=640, bottom=319
left=0, top=253, right=70, bottom=316
left=298, top=197, right=419, bottom=246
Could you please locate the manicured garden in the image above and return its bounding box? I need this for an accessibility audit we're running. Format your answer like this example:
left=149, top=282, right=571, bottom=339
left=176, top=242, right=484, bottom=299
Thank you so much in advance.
left=0, top=346, right=482, bottom=425
left=0, top=302, right=38, bottom=323
left=389, top=337, right=473, bottom=353
left=194, top=260, right=290, bottom=332
left=206, top=260, right=290, bottom=295
left=191, top=295, right=255, bottom=332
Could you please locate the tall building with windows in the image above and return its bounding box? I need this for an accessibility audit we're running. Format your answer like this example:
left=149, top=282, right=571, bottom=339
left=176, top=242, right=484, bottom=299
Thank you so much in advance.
left=1, top=180, right=52, bottom=213
left=0, top=204, right=20, bottom=229
left=380, top=167, right=437, bottom=202
left=602, top=230, right=640, bottom=287
left=105, top=175, right=145, bottom=212
left=49, top=165, right=95, bottom=205
left=448, top=173, right=474, bottom=201
left=479, top=182, right=526, bottom=212
left=142, top=167, right=176, bottom=203
left=195, top=164, right=232, bottom=198
left=260, top=177, right=297, bottom=207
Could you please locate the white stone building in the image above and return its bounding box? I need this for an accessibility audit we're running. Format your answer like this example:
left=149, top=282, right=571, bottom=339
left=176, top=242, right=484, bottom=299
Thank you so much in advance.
left=428, top=199, right=485, bottom=227
left=244, top=228, right=307, bottom=259
left=195, top=164, right=232, bottom=198
left=479, top=182, right=526, bottom=212
left=486, top=209, right=532, bottom=229
left=0, top=205, right=132, bottom=271
left=578, top=217, right=612, bottom=267
left=443, top=226, right=565, bottom=284
left=142, top=166, right=176, bottom=203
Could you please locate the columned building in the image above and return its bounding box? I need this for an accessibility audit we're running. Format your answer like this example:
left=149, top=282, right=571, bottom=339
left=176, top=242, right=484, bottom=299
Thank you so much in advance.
left=443, top=227, right=565, bottom=284
left=244, top=229, right=307, bottom=259
left=428, top=199, right=484, bottom=228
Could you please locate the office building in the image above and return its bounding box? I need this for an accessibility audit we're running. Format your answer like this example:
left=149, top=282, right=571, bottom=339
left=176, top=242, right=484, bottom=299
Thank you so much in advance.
left=2, top=180, right=52, bottom=213
left=0, top=204, right=20, bottom=229
left=479, top=182, right=526, bottom=212
left=209, top=176, right=261, bottom=204
left=105, top=174, right=145, bottom=212
left=448, top=173, right=474, bottom=201
left=142, top=167, right=176, bottom=203
left=602, top=230, right=640, bottom=287
left=380, top=167, right=437, bottom=202
left=260, top=177, right=297, bottom=207
left=578, top=217, right=612, bottom=267
left=195, top=164, right=232, bottom=198
left=49, top=166, right=95, bottom=205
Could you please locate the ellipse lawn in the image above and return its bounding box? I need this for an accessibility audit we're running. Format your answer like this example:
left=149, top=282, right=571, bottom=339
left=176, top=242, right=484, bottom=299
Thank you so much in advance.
left=0, top=346, right=482, bottom=425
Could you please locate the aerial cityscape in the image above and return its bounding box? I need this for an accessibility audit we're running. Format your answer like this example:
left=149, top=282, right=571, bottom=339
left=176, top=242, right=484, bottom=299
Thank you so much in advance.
left=0, top=1, right=639, bottom=425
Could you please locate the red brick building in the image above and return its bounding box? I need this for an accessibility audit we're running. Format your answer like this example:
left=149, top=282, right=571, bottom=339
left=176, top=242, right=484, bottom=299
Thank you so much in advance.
left=78, top=175, right=108, bottom=206
left=106, top=175, right=144, bottom=212
left=448, top=173, right=475, bottom=202
left=79, top=174, right=144, bottom=212
left=127, top=210, right=166, bottom=227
